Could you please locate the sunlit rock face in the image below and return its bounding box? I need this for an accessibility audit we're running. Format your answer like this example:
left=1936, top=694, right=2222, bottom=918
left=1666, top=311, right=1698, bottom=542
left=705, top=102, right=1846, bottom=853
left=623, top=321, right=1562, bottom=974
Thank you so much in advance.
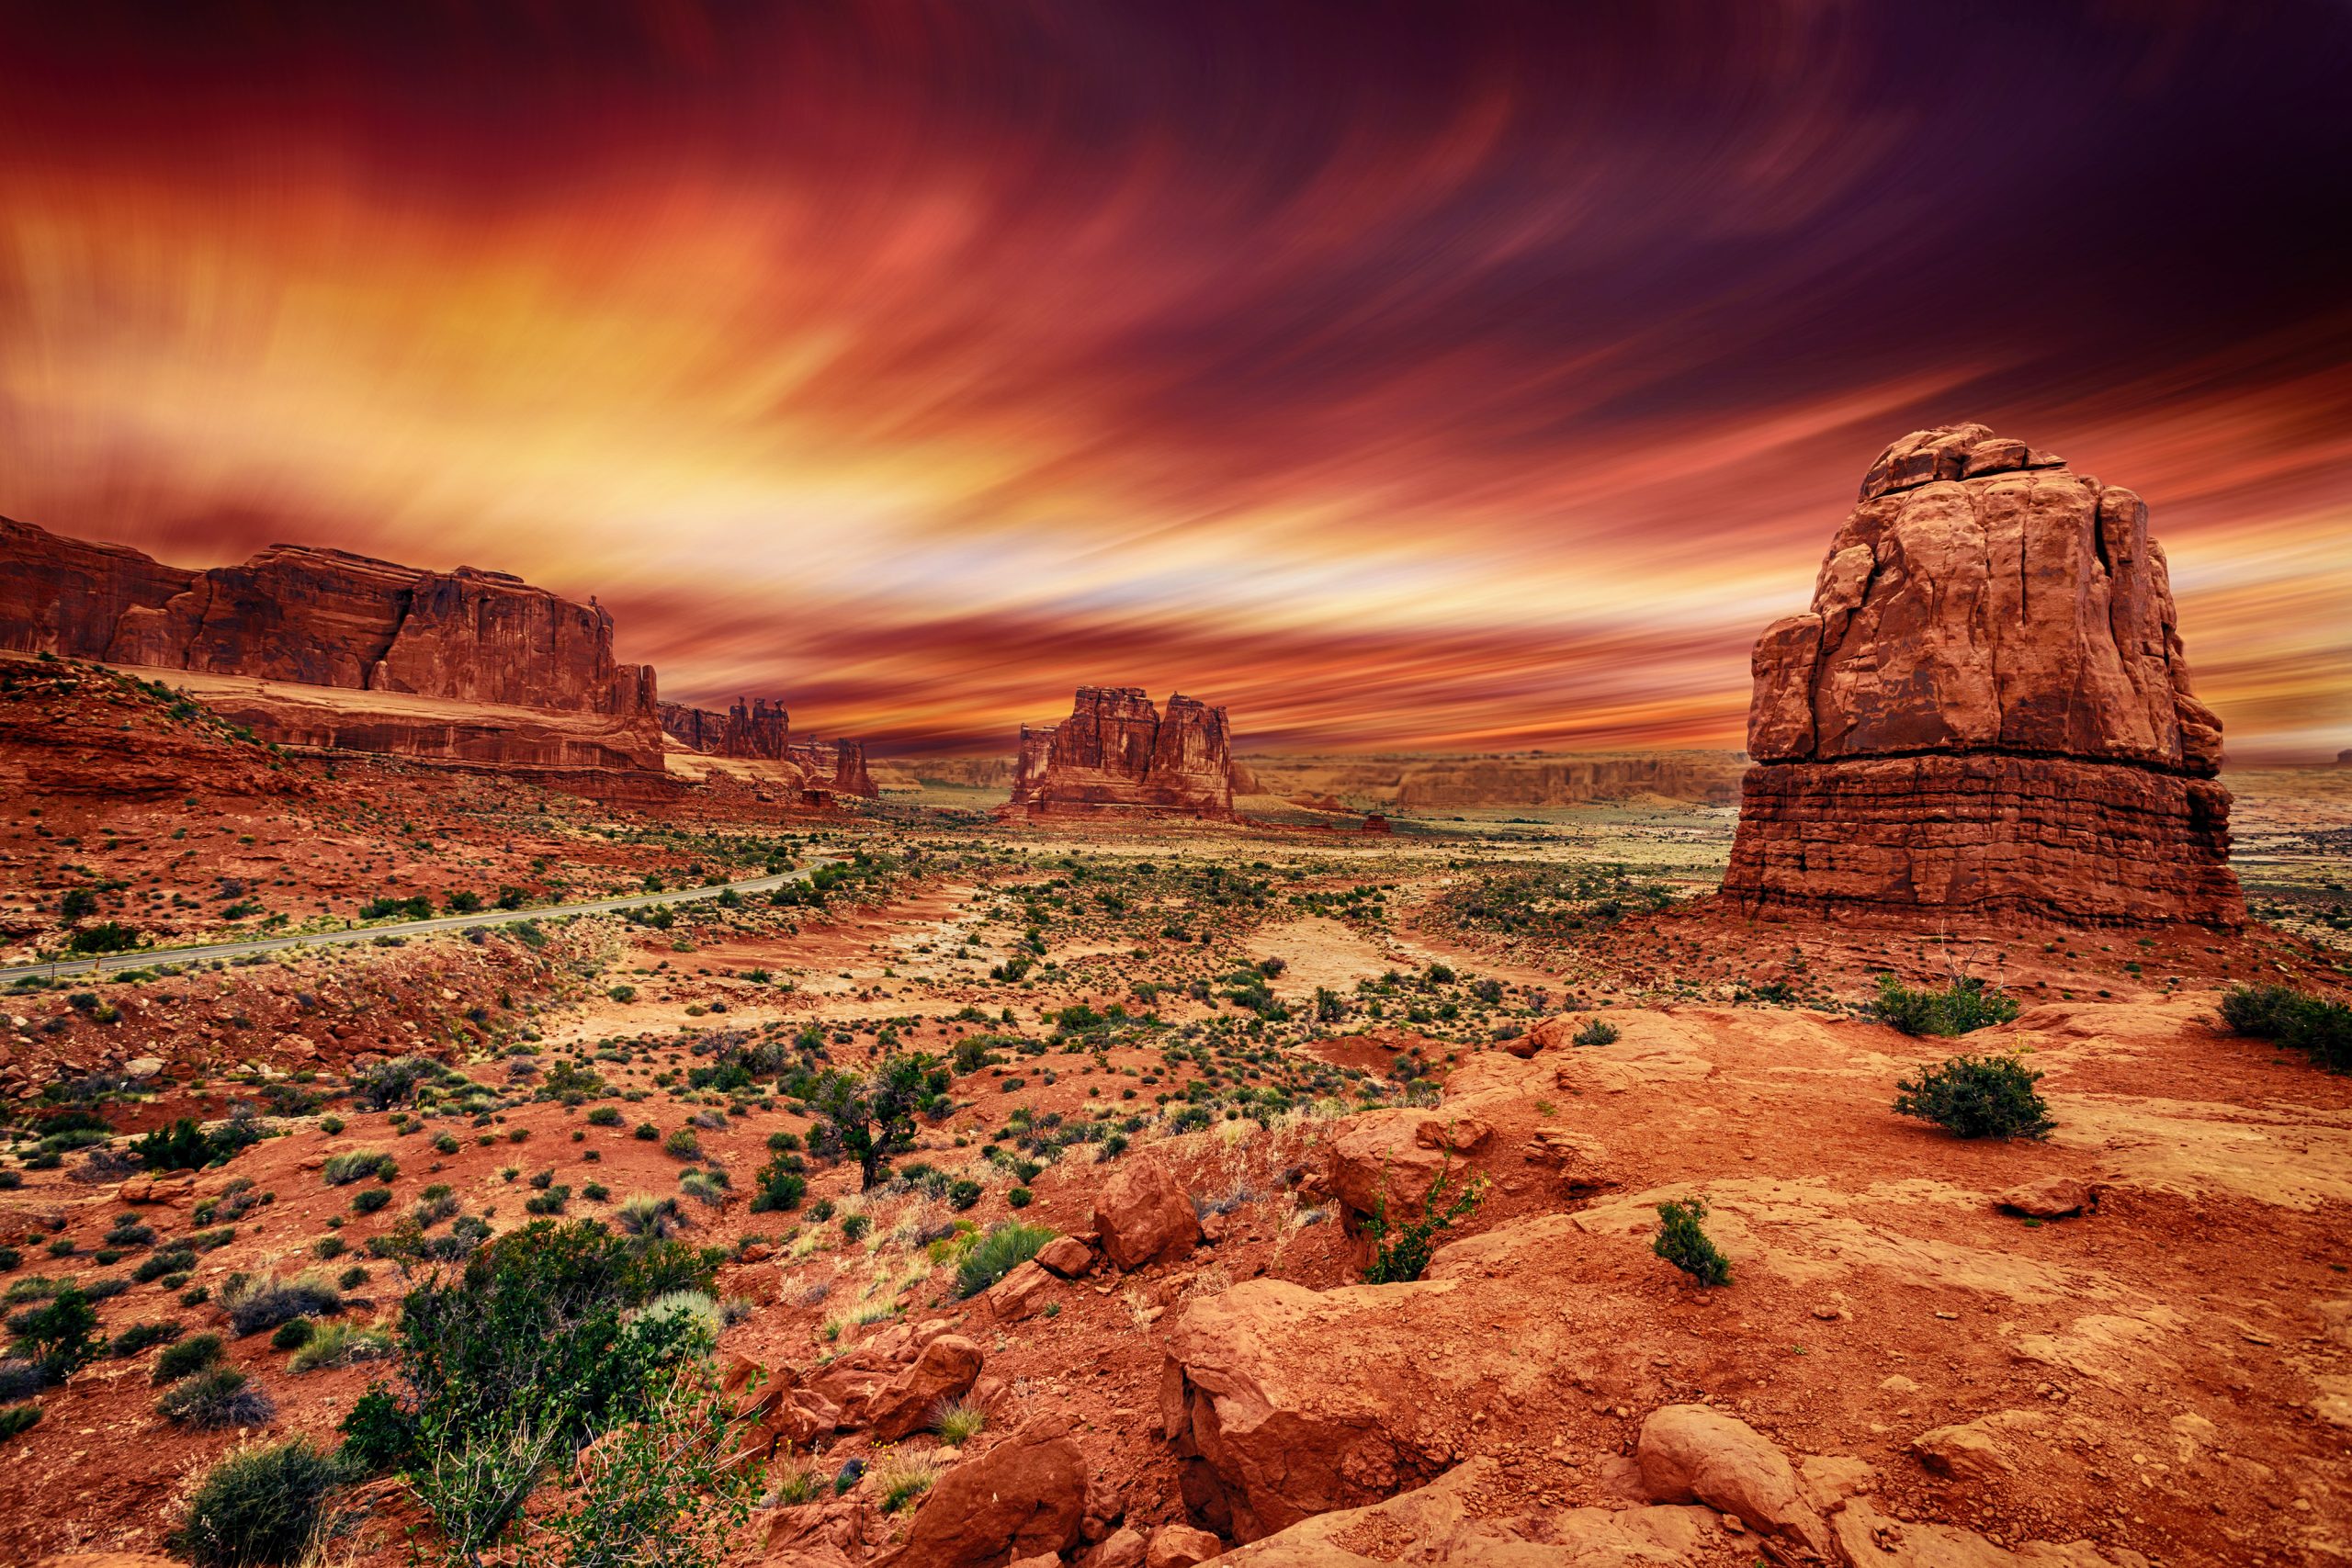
left=1004, top=686, right=1240, bottom=818
left=1724, top=425, right=2245, bottom=928
left=661, top=696, right=790, bottom=760
left=787, top=738, right=877, bottom=798
left=0, top=514, right=666, bottom=776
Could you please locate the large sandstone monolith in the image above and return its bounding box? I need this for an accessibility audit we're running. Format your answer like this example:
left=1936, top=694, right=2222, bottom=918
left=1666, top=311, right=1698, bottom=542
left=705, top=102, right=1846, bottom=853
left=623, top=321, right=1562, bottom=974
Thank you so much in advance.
left=1002, top=686, right=1242, bottom=818
left=1722, top=424, right=2244, bottom=928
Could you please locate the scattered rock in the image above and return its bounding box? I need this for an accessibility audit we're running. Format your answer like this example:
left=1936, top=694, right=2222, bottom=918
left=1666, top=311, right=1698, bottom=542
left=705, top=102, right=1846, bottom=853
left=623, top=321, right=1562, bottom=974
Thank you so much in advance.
left=1145, top=1524, right=1224, bottom=1567
left=1036, top=1235, right=1096, bottom=1278
left=983, top=1259, right=1058, bottom=1324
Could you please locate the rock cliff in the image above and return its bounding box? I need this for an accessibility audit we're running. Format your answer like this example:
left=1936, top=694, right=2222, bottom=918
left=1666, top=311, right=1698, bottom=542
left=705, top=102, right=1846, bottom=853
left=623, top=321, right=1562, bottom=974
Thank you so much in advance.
left=1004, top=687, right=1240, bottom=818
left=788, top=738, right=878, bottom=798
left=1721, top=424, right=2243, bottom=927
left=0, top=515, right=666, bottom=777
left=660, top=696, right=790, bottom=760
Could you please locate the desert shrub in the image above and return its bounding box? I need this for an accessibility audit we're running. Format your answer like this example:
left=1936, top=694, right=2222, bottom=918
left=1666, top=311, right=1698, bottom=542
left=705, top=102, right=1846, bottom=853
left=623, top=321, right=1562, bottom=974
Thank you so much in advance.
left=271, top=1317, right=317, bottom=1351
left=955, top=1222, right=1055, bottom=1299
left=288, top=1321, right=392, bottom=1373
left=749, top=1159, right=806, bottom=1214
left=323, top=1150, right=396, bottom=1186
left=133, top=1118, right=232, bottom=1171
left=155, top=1331, right=225, bottom=1382
left=1871, top=974, right=2020, bottom=1037
left=221, top=1271, right=344, bottom=1337
left=1572, top=1018, right=1620, bottom=1047
left=840, top=1213, right=871, bottom=1242
left=933, top=1393, right=987, bottom=1444
left=0, top=1359, right=40, bottom=1401
left=587, top=1106, right=623, bottom=1127
left=390, top=1220, right=721, bottom=1557
left=68, top=920, right=140, bottom=953
left=350, top=1055, right=435, bottom=1111
left=0, top=1404, right=40, bottom=1440
left=872, top=1447, right=944, bottom=1512
left=615, top=1193, right=688, bottom=1239
left=351, top=1187, right=392, bottom=1214
left=662, top=1126, right=704, bottom=1162
left=175, top=1438, right=341, bottom=1567
left=531, top=1368, right=752, bottom=1568
left=2221, top=983, right=2352, bottom=1071
left=946, top=1179, right=982, bottom=1212
left=1894, top=1054, right=2053, bottom=1140
left=158, top=1366, right=276, bottom=1427
left=1362, top=1156, right=1488, bottom=1284
left=110, top=1320, right=184, bottom=1358
left=137, top=1247, right=198, bottom=1282
left=6, top=1283, right=100, bottom=1380
left=1007, top=1186, right=1034, bottom=1208
left=636, top=1289, right=724, bottom=1347
left=1653, top=1198, right=1732, bottom=1286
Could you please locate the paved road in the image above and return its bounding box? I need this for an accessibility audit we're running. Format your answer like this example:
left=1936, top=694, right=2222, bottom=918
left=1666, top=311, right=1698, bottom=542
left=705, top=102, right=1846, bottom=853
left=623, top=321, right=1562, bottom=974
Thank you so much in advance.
left=0, top=856, right=839, bottom=986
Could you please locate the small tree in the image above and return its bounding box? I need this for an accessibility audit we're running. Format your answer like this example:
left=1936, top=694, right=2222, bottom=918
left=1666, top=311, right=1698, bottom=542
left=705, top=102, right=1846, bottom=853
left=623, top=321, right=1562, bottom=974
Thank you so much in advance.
left=1362, top=1153, right=1488, bottom=1284
left=1653, top=1198, right=1731, bottom=1286
left=8, top=1283, right=101, bottom=1381
left=812, top=1052, right=950, bottom=1190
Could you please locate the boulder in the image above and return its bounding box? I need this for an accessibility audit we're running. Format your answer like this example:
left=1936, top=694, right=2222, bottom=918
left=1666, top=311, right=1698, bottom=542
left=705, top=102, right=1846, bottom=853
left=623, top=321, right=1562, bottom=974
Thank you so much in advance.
left=1146, top=1525, right=1224, bottom=1567
left=1092, top=1156, right=1201, bottom=1270
left=1035, top=1235, right=1096, bottom=1278
left=890, top=1416, right=1089, bottom=1568
left=983, top=1259, right=1058, bottom=1323
left=1634, top=1404, right=1830, bottom=1556
left=1722, top=424, right=2244, bottom=929
left=1995, top=1178, right=2097, bottom=1219
left=1088, top=1529, right=1148, bottom=1568
left=864, top=1334, right=984, bottom=1441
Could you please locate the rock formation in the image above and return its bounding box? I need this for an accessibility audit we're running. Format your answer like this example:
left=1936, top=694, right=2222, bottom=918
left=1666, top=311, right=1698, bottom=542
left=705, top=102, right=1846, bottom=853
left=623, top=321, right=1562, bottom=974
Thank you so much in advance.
left=1721, top=424, right=2244, bottom=927
left=660, top=696, right=789, bottom=760
left=1004, top=687, right=1241, bottom=818
left=788, top=738, right=877, bottom=798
left=0, top=516, right=667, bottom=779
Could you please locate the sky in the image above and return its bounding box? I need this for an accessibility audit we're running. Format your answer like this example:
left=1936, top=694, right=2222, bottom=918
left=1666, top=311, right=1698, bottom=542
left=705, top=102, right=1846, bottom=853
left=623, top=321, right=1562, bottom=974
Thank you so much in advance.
left=2, top=2, right=2348, bottom=759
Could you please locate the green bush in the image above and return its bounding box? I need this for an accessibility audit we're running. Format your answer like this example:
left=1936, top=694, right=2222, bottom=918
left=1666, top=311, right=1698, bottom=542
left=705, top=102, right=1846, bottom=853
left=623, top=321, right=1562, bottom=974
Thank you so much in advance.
left=221, top=1272, right=345, bottom=1337
left=2221, top=983, right=2352, bottom=1071
left=1006, top=1187, right=1034, bottom=1208
left=955, top=1222, right=1056, bottom=1298
left=1871, top=974, right=2020, bottom=1037
left=323, top=1150, right=396, bottom=1186
left=1362, top=1156, right=1487, bottom=1283
left=6, top=1283, right=99, bottom=1380
left=133, top=1118, right=232, bottom=1171
left=0, top=1404, right=40, bottom=1441
left=1894, top=1053, right=2053, bottom=1139
left=158, top=1366, right=276, bottom=1427
left=271, top=1317, right=317, bottom=1351
left=110, top=1320, right=185, bottom=1358
left=840, top=1213, right=871, bottom=1243
left=156, top=1332, right=226, bottom=1382
left=1653, top=1198, right=1731, bottom=1285
left=1573, top=1018, right=1620, bottom=1046
left=749, top=1160, right=806, bottom=1214
left=352, top=1187, right=392, bottom=1213
left=175, top=1438, right=342, bottom=1566
left=946, top=1179, right=982, bottom=1212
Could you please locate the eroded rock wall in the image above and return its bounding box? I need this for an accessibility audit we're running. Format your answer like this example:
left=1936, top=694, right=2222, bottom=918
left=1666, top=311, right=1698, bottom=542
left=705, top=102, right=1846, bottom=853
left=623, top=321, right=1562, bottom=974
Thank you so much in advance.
left=1004, top=686, right=1240, bottom=818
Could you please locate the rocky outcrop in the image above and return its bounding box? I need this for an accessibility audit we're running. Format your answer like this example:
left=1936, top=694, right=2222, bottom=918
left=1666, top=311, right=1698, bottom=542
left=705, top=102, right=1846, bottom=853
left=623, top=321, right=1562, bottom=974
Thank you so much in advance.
left=660, top=696, right=788, bottom=760
left=888, top=1416, right=1089, bottom=1568
left=788, top=738, right=877, bottom=797
left=1722, top=425, right=2245, bottom=928
left=1004, top=687, right=1241, bottom=818
left=0, top=516, right=667, bottom=780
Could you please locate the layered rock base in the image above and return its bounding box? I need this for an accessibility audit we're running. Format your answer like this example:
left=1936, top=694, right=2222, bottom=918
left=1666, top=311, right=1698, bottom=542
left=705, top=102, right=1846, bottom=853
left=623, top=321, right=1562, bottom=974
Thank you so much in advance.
left=1721, top=752, right=2243, bottom=928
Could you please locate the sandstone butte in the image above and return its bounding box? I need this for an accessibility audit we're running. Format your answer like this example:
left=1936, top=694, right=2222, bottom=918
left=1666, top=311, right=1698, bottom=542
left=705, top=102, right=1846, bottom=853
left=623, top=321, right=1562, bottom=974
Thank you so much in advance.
left=661, top=695, right=790, bottom=761
left=1002, top=686, right=1244, bottom=819
left=1721, top=423, right=2245, bottom=929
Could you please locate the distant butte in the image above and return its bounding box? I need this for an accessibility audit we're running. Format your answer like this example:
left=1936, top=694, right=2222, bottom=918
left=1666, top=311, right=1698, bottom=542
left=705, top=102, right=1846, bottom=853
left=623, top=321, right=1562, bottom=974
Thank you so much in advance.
left=1003, top=686, right=1243, bottom=819
left=1721, top=423, right=2245, bottom=929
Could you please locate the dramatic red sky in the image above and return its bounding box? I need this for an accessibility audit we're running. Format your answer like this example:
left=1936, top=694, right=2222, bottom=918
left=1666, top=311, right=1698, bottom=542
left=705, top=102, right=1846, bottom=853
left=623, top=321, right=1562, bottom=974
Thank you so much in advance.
left=3, top=3, right=2348, bottom=757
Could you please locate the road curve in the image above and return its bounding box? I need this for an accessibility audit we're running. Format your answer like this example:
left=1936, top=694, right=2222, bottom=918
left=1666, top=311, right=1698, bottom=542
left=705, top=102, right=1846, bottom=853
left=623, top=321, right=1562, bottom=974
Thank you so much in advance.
left=0, top=855, right=841, bottom=987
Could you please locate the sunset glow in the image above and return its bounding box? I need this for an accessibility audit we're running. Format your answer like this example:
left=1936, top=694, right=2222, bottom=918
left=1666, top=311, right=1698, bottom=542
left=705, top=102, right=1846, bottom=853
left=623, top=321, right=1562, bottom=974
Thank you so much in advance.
left=4, top=4, right=2347, bottom=756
